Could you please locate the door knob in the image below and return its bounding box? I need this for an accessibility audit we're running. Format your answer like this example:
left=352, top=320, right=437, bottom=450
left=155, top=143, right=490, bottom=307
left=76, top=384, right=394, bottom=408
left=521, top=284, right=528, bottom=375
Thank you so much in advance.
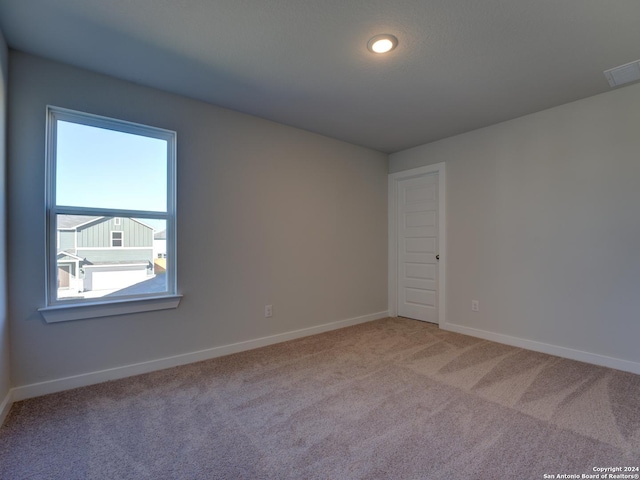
left=436, top=255, right=440, bottom=260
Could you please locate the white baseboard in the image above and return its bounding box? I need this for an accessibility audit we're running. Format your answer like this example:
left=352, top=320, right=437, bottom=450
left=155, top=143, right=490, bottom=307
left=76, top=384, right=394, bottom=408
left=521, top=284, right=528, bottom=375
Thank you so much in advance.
left=441, top=321, right=640, bottom=376
left=11, top=311, right=388, bottom=402
left=0, top=389, right=12, bottom=427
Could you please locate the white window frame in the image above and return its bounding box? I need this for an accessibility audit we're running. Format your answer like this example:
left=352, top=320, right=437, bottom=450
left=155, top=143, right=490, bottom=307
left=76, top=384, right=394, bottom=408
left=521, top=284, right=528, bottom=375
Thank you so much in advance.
left=114, top=217, right=121, bottom=226
left=39, top=106, right=181, bottom=323
left=111, top=231, right=124, bottom=248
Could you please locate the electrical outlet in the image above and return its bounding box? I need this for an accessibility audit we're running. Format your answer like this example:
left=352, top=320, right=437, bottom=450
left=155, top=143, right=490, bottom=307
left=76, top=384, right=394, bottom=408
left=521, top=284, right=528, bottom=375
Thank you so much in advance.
left=264, top=305, right=273, bottom=318
left=471, top=300, right=479, bottom=312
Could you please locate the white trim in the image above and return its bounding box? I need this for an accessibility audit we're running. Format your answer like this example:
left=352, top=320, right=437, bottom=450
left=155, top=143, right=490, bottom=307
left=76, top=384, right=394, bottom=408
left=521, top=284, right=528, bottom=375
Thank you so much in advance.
left=13, top=311, right=388, bottom=401
left=441, top=322, right=640, bottom=376
left=129, top=217, right=155, bottom=230
left=388, top=163, right=446, bottom=325
left=45, top=106, right=178, bottom=311
left=57, top=251, right=83, bottom=260
left=0, top=389, right=13, bottom=427
left=39, top=295, right=182, bottom=323
left=55, top=207, right=168, bottom=220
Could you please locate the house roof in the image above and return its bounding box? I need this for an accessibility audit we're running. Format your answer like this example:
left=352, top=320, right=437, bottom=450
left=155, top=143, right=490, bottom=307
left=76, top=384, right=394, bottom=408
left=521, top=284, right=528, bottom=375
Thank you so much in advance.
left=154, top=230, right=166, bottom=240
left=57, top=215, right=155, bottom=231
left=57, top=215, right=102, bottom=229
left=57, top=251, right=84, bottom=261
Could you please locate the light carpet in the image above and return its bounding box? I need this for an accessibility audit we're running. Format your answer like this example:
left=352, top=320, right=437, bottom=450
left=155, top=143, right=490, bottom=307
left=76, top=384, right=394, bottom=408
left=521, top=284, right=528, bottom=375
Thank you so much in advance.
left=1, top=317, right=639, bottom=479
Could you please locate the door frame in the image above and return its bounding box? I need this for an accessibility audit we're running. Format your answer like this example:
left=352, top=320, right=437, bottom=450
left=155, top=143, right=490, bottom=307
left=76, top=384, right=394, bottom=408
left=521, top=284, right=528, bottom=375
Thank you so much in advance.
left=388, top=163, right=446, bottom=325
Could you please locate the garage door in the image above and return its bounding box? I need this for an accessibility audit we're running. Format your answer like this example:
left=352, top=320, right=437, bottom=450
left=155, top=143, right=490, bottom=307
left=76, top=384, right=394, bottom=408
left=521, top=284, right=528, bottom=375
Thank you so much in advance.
left=88, top=267, right=148, bottom=291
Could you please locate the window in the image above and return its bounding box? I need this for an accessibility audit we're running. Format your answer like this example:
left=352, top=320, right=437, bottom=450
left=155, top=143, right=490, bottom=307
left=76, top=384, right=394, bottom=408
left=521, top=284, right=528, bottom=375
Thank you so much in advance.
left=111, top=231, right=123, bottom=247
left=39, top=106, right=180, bottom=322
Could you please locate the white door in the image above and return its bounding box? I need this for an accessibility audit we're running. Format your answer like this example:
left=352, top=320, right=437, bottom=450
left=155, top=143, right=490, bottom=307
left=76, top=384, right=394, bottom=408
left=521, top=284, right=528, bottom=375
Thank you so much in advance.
left=397, top=173, right=438, bottom=323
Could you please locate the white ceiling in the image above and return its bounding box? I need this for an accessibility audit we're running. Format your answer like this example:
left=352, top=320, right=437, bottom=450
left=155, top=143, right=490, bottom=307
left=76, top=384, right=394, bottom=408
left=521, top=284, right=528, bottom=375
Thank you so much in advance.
left=1, top=0, right=640, bottom=153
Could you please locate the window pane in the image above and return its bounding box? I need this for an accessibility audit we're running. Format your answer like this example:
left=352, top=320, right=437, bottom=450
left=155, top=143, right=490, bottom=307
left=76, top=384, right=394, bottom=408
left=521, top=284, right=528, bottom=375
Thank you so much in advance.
left=56, top=215, right=168, bottom=301
left=56, top=121, right=168, bottom=212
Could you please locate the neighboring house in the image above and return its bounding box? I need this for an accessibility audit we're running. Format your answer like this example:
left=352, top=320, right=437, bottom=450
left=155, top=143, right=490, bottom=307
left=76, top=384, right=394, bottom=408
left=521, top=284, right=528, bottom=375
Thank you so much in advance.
left=57, top=215, right=155, bottom=295
left=154, top=229, right=167, bottom=259
left=153, top=229, right=167, bottom=275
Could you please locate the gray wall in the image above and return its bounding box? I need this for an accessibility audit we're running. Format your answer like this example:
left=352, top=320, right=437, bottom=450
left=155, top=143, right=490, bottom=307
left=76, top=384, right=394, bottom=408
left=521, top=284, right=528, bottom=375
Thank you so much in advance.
left=8, top=52, right=388, bottom=387
left=390, top=82, right=640, bottom=367
left=0, top=30, right=9, bottom=403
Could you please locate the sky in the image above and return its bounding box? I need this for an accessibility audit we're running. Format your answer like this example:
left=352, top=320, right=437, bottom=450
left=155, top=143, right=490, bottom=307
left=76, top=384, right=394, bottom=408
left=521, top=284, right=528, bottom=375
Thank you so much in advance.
left=56, top=120, right=169, bottom=231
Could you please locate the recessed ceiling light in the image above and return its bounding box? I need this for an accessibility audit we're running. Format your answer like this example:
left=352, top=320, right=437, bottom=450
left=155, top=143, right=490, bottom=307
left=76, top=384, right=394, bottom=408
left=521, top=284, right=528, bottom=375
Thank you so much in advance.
left=367, top=34, right=398, bottom=54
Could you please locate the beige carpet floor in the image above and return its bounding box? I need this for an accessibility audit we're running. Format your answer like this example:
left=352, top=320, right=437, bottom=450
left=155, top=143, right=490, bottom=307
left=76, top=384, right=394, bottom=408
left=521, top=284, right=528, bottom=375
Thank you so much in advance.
left=1, top=317, right=639, bottom=479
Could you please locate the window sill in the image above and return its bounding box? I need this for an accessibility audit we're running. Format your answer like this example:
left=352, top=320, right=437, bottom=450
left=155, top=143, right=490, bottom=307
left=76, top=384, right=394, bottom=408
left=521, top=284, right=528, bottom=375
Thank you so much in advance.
left=38, top=295, right=183, bottom=323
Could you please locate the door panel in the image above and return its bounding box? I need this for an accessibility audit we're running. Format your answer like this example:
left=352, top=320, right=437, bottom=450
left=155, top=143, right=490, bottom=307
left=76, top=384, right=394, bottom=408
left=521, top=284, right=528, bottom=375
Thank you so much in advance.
left=397, top=173, right=438, bottom=323
left=405, top=237, right=435, bottom=253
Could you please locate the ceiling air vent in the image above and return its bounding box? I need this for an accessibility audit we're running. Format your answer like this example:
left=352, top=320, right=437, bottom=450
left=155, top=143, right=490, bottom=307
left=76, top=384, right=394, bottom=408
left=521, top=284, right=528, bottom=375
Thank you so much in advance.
left=604, top=59, right=640, bottom=87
